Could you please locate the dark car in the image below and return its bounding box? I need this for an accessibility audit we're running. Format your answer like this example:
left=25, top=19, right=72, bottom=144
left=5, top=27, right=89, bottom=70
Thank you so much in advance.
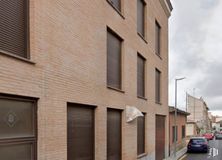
left=215, top=133, right=222, bottom=140
left=187, top=137, right=209, bottom=153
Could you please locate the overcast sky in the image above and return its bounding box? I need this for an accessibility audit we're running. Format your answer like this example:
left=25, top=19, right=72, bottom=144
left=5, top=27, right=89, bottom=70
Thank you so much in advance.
left=169, top=0, right=222, bottom=116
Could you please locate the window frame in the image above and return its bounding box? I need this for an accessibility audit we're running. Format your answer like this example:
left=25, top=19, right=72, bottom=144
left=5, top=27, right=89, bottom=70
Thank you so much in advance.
left=182, top=125, right=186, bottom=139
left=107, top=108, right=122, bottom=160
left=155, top=20, right=161, bottom=57
left=0, top=0, right=30, bottom=59
left=0, top=94, right=37, bottom=160
left=106, top=0, right=124, bottom=18
left=155, top=68, right=161, bottom=104
left=137, top=53, right=146, bottom=99
left=172, top=126, right=178, bottom=143
left=107, top=27, right=123, bottom=91
left=137, top=0, right=146, bottom=40
left=137, top=113, right=146, bottom=156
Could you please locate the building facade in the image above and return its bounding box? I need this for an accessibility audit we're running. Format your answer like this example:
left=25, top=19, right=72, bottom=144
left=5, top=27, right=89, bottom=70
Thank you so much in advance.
left=0, top=0, right=172, bottom=160
left=187, top=95, right=210, bottom=133
left=169, top=106, right=189, bottom=156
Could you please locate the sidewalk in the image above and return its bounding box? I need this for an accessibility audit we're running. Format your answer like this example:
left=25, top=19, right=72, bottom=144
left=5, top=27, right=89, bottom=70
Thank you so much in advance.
left=165, top=147, right=187, bottom=160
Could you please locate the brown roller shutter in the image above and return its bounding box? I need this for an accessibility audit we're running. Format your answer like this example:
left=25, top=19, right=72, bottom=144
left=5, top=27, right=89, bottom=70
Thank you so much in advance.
left=155, top=69, right=161, bottom=103
left=0, top=0, right=28, bottom=58
left=107, top=108, right=121, bottom=160
left=137, top=0, right=145, bottom=37
left=137, top=115, right=145, bottom=155
left=155, top=115, right=165, bottom=160
left=137, top=54, right=145, bottom=97
left=67, top=104, right=95, bottom=160
left=107, top=28, right=122, bottom=89
left=155, top=21, right=161, bottom=55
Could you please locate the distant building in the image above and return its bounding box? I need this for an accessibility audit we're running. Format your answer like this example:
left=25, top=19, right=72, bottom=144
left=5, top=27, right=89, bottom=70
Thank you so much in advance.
left=186, top=121, right=198, bottom=137
left=187, top=95, right=210, bottom=133
left=212, top=121, right=222, bottom=132
left=169, top=106, right=190, bottom=156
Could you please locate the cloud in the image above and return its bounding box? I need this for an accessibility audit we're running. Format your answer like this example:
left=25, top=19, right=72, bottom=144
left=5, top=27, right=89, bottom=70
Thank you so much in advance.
left=169, top=0, right=222, bottom=112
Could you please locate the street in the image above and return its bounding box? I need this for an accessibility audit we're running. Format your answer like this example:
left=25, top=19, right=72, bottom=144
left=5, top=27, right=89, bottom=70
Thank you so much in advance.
left=181, top=139, right=222, bottom=160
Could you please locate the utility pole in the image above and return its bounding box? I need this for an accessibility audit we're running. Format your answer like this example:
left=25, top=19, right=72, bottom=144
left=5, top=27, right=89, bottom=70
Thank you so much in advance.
left=193, top=88, right=196, bottom=122
left=174, top=77, right=185, bottom=158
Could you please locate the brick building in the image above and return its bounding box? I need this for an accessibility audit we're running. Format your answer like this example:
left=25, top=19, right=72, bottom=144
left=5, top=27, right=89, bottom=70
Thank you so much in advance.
left=169, top=106, right=190, bottom=156
left=0, top=0, right=172, bottom=160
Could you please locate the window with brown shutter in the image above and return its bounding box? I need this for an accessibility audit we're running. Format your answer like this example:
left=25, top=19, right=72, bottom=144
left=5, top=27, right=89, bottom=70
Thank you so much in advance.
left=137, top=54, right=146, bottom=98
left=107, top=0, right=121, bottom=11
left=137, top=0, right=146, bottom=38
left=0, top=95, right=37, bottom=160
left=107, top=28, right=122, bottom=90
left=155, top=21, right=161, bottom=56
left=107, top=108, right=122, bottom=160
left=172, top=126, right=178, bottom=142
left=182, top=125, right=185, bottom=138
left=137, top=114, right=145, bottom=155
left=0, top=0, right=29, bottom=58
left=155, top=69, right=161, bottom=103
left=67, top=104, right=95, bottom=160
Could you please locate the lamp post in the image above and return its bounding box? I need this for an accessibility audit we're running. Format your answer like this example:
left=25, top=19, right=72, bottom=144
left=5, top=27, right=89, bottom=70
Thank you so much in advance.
left=174, top=77, right=186, bottom=158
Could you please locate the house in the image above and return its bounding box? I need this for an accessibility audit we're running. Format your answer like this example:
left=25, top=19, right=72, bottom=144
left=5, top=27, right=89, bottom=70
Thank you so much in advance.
left=169, top=106, right=190, bottom=156
left=187, top=95, right=210, bottom=133
left=0, top=0, right=172, bottom=160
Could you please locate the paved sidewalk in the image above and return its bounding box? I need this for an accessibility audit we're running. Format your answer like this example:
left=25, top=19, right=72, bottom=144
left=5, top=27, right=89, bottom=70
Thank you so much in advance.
left=165, top=147, right=187, bottom=160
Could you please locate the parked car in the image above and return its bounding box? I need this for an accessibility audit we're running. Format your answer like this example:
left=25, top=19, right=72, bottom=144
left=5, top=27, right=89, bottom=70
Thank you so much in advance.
left=202, top=133, right=214, bottom=140
left=215, top=133, right=222, bottom=140
left=187, top=137, right=209, bottom=153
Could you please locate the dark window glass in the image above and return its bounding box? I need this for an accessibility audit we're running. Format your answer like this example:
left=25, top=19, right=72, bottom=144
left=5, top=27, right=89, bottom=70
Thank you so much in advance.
left=67, top=104, right=95, bottom=160
left=137, top=115, right=145, bottom=155
left=107, top=28, right=122, bottom=90
left=0, top=143, right=33, bottom=160
left=137, top=54, right=146, bottom=98
left=155, top=21, right=161, bottom=56
left=0, top=0, right=28, bottom=58
left=155, top=69, right=161, bottom=103
left=182, top=125, right=185, bottom=138
left=172, top=126, right=178, bottom=142
left=0, top=95, right=36, bottom=160
left=0, top=99, right=35, bottom=139
left=108, top=0, right=121, bottom=11
left=137, top=0, right=145, bottom=37
left=107, top=109, right=121, bottom=160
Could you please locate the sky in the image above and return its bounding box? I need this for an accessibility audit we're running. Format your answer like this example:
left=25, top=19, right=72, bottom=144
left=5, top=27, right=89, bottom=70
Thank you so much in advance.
left=169, top=0, right=222, bottom=116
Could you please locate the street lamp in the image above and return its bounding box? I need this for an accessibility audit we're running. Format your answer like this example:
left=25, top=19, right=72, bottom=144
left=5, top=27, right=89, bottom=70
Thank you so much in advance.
left=174, top=77, right=186, bottom=158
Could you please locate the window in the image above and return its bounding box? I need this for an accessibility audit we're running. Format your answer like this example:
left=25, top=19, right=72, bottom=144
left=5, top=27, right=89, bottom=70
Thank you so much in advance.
left=155, top=69, right=161, bottom=103
left=172, top=126, right=178, bottom=142
left=137, top=114, right=145, bottom=155
left=155, top=21, right=161, bottom=56
left=107, top=28, right=122, bottom=90
left=67, top=104, right=95, bottom=160
left=182, top=125, right=185, bottom=138
left=0, top=0, right=29, bottom=58
left=107, top=108, right=122, bottom=160
left=137, top=54, right=146, bottom=98
left=137, top=0, right=146, bottom=38
left=107, top=0, right=121, bottom=12
left=0, top=95, right=37, bottom=160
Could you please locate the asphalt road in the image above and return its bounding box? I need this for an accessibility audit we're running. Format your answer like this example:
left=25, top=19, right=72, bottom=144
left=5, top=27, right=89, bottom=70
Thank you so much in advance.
left=181, top=139, right=222, bottom=160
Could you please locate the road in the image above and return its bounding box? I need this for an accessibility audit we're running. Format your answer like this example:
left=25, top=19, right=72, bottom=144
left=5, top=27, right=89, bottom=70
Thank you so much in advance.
left=181, top=139, right=222, bottom=160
